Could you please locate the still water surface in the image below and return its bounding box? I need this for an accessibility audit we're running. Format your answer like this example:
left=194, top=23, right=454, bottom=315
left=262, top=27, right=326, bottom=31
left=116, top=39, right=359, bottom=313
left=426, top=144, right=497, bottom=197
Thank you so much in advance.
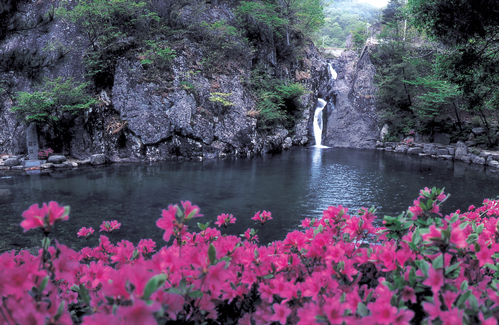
left=1, top=147, right=498, bottom=251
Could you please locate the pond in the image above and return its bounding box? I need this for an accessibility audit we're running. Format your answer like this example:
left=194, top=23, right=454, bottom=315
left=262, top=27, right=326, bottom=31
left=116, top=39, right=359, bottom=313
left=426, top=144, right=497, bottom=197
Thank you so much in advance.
left=1, top=147, right=498, bottom=252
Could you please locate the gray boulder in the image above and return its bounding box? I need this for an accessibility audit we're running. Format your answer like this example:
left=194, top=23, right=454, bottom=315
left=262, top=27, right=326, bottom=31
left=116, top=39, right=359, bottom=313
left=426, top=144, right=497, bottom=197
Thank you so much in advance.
left=437, top=148, right=449, bottom=156
left=91, top=154, right=107, bottom=165
left=47, top=155, right=67, bottom=164
left=471, top=155, right=486, bottom=165
left=3, top=157, right=20, bottom=166
left=282, top=137, right=292, bottom=150
left=454, top=141, right=467, bottom=159
left=423, top=144, right=438, bottom=155
left=394, top=145, right=409, bottom=153
left=407, top=147, right=422, bottom=155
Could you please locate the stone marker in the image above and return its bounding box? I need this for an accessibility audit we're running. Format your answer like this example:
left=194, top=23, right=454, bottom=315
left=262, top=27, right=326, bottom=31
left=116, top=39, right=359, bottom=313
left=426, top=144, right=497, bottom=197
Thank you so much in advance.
left=26, top=123, right=40, bottom=160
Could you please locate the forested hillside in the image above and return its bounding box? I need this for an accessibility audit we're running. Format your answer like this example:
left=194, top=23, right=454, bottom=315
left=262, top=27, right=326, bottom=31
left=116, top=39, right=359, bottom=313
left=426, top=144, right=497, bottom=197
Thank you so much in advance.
left=373, top=0, right=499, bottom=147
left=316, top=0, right=380, bottom=48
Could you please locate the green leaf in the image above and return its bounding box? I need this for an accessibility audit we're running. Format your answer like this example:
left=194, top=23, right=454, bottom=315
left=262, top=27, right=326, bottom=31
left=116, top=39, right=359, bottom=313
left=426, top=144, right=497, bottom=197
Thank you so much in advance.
left=39, top=275, right=49, bottom=292
left=460, top=280, right=468, bottom=292
left=78, top=284, right=91, bottom=305
left=469, top=293, right=479, bottom=312
left=41, top=237, right=51, bottom=250
left=409, top=267, right=416, bottom=287
left=187, top=290, right=203, bottom=298
left=167, top=287, right=182, bottom=295
left=432, top=254, right=443, bottom=269
left=197, top=222, right=210, bottom=231
left=485, top=263, right=498, bottom=272
left=357, top=302, right=369, bottom=317
left=445, top=262, right=462, bottom=276
left=142, top=274, right=167, bottom=300
left=54, top=300, right=65, bottom=321
left=456, top=290, right=471, bottom=309
left=208, top=244, right=217, bottom=265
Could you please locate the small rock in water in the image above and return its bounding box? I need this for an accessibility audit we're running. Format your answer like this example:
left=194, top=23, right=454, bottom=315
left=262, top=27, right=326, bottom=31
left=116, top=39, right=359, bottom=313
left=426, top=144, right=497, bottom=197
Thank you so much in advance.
left=47, top=155, right=67, bottom=164
left=91, top=154, right=107, bottom=165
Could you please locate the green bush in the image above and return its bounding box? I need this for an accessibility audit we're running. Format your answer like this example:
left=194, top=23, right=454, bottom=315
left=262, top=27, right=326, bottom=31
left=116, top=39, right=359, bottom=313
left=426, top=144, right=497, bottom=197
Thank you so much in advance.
left=11, top=77, right=96, bottom=149
left=250, top=67, right=306, bottom=130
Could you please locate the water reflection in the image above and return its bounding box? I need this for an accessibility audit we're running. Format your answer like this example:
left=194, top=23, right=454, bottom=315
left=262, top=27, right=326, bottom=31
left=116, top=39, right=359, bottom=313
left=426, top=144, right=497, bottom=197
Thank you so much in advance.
left=1, top=148, right=499, bottom=252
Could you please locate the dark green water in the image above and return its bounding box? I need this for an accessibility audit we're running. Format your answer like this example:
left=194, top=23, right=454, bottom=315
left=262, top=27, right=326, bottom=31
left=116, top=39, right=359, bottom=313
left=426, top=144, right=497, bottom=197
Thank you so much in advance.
left=1, top=147, right=498, bottom=251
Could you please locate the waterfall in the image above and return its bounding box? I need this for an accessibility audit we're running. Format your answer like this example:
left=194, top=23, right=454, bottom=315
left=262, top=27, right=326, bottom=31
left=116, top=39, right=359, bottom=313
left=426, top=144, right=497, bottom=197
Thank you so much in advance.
left=312, top=63, right=337, bottom=147
left=313, top=98, right=327, bottom=147
left=328, top=63, right=337, bottom=80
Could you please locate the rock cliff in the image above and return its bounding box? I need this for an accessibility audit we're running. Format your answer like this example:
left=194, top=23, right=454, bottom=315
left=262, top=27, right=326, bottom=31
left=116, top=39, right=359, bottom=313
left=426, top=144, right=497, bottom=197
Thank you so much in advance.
left=319, top=47, right=379, bottom=148
left=0, top=1, right=379, bottom=160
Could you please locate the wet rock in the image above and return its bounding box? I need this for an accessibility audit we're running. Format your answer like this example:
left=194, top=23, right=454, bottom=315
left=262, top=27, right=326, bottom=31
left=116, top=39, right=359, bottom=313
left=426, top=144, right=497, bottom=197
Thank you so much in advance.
left=423, top=144, right=438, bottom=155
left=91, top=154, right=107, bottom=165
left=3, top=157, right=20, bottom=167
left=488, top=160, right=499, bottom=168
left=472, top=127, right=486, bottom=136
left=47, top=155, right=67, bottom=164
left=407, top=147, right=422, bottom=155
left=282, top=137, right=292, bottom=150
left=471, top=155, right=486, bottom=165
left=323, top=50, right=379, bottom=149
left=437, top=148, right=448, bottom=156
left=394, top=145, right=408, bottom=153
left=454, top=141, right=467, bottom=159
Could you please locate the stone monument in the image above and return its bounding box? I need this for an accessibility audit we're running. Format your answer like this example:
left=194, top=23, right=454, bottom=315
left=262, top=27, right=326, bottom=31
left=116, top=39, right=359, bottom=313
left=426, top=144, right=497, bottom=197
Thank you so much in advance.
left=26, top=123, right=39, bottom=160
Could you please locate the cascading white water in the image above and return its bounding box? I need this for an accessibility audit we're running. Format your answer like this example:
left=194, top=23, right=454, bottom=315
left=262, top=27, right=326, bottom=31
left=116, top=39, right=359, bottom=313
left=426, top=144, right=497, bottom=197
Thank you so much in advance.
left=328, top=63, right=337, bottom=80
left=313, top=98, right=327, bottom=146
left=312, top=64, right=337, bottom=147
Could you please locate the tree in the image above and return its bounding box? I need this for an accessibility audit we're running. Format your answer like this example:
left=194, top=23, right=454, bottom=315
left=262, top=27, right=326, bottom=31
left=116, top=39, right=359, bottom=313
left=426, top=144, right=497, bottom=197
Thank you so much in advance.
left=409, top=0, right=499, bottom=145
left=11, top=77, right=96, bottom=151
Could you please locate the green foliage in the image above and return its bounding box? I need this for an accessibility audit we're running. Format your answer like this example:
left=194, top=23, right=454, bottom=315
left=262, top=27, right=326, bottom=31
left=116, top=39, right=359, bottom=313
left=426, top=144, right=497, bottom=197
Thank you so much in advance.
left=57, top=0, right=160, bottom=86
left=11, top=77, right=96, bottom=139
left=250, top=67, right=306, bottom=130
left=409, top=0, right=499, bottom=145
left=139, top=39, right=176, bottom=70
left=316, top=0, right=379, bottom=48
left=209, top=93, right=234, bottom=107
left=236, top=0, right=325, bottom=55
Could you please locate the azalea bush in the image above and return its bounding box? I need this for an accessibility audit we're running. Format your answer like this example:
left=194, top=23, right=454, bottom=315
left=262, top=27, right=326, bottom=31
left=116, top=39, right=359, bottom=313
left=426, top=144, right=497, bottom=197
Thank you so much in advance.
left=2, top=188, right=499, bottom=324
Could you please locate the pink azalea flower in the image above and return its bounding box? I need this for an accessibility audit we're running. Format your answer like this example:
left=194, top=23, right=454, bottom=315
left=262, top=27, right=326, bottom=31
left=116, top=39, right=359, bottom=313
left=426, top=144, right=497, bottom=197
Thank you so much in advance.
left=181, top=200, right=203, bottom=219
left=117, top=299, right=160, bottom=324
left=270, top=302, right=291, bottom=325
left=251, top=210, right=273, bottom=224
left=137, top=239, right=156, bottom=254
left=323, top=296, right=346, bottom=324
left=400, top=286, right=417, bottom=304
left=450, top=226, right=467, bottom=248
left=214, top=213, right=236, bottom=227
left=77, top=227, right=95, bottom=237
left=423, top=266, right=444, bottom=294
left=393, top=309, right=415, bottom=325
left=243, top=228, right=258, bottom=242
left=156, top=205, right=177, bottom=242
left=442, top=290, right=459, bottom=310
left=369, top=301, right=398, bottom=325
left=99, top=220, right=121, bottom=232
left=475, top=245, right=494, bottom=267
left=21, top=201, right=68, bottom=232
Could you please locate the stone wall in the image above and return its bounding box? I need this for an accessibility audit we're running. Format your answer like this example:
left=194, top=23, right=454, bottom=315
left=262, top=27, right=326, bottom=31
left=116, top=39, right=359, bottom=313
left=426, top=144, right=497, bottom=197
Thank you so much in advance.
left=377, top=140, right=499, bottom=169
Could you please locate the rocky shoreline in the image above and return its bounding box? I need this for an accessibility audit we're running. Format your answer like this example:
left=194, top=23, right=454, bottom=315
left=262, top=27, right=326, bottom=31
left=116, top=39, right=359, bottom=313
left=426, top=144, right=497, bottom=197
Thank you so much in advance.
left=3, top=139, right=499, bottom=173
left=0, top=153, right=108, bottom=171
left=376, top=140, right=499, bottom=169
